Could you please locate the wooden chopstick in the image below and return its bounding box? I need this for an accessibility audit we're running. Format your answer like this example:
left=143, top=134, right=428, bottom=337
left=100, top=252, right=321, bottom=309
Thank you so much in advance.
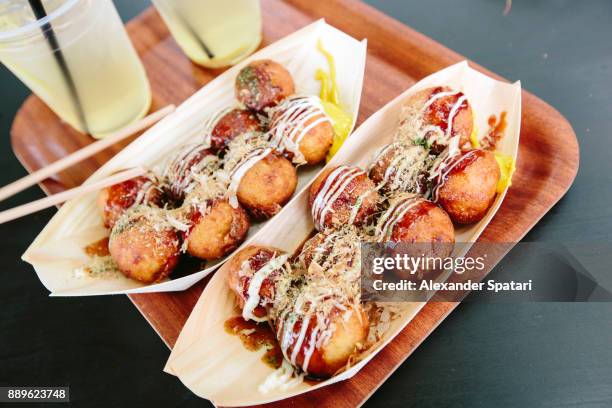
left=0, top=167, right=146, bottom=224
left=0, top=105, right=175, bottom=202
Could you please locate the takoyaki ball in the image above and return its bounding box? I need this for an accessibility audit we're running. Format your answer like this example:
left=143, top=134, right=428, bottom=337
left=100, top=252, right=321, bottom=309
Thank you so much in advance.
left=396, top=86, right=474, bottom=154
left=235, top=59, right=295, bottom=111
left=232, top=150, right=298, bottom=219
left=184, top=198, right=250, bottom=260
left=431, top=149, right=500, bottom=224
left=377, top=194, right=454, bottom=280
left=226, top=245, right=288, bottom=321
left=97, top=174, right=164, bottom=229
left=368, top=143, right=431, bottom=195
left=298, top=226, right=361, bottom=278
left=299, top=231, right=332, bottom=271
left=209, top=108, right=264, bottom=153
left=268, top=96, right=334, bottom=165
left=309, top=165, right=381, bottom=231
left=109, top=207, right=180, bottom=283
left=377, top=194, right=454, bottom=244
left=163, top=143, right=218, bottom=203
left=276, top=302, right=368, bottom=378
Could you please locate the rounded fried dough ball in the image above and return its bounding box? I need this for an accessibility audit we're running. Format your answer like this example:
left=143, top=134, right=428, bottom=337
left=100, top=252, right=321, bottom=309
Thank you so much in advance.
left=163, top=143, right=217, bottom=203
left=226, top=245, right=286, bottom=321
left=97, top=175, right=163, bottom=229
left=210, top=108, right=264, bottom=153
left=278, top=304, right=368, bottom=378
left=237, top=152, right=297, bottom=218
left=376, top=194, right=454, bottom=279
left=434, top=149, right=500, bottom=224
left=397, top=86, right=474, bottom=154
left=298, top=231, right=329, bottom=271
left=368, top=143, right=430, bottom=195
left=298, top=227, right=361, bottom=278
left=109, top=208, right=180, bottom=283
left=309, top=165, right=381, bottom=231
left=185, top=199, right=250, bottom=260
left=268, top=96, right=334, bottom=165
left=235, top=59, right=295, bottom=111
left=378, top=196, right=455, bottom=244
left=296, top=116, right=333, bottom=164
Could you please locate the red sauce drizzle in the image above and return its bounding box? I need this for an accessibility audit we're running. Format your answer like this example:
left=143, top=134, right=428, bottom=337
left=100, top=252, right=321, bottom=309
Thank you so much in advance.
left=450, top=149, right=483, bottom=174
left=482, top=111, right=508, bottom=150
left=391, top=200, right=436, bottom=240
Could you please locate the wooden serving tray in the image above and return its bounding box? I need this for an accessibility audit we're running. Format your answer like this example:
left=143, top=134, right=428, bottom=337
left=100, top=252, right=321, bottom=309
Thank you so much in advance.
left=11, top=0, right=579, bottom=406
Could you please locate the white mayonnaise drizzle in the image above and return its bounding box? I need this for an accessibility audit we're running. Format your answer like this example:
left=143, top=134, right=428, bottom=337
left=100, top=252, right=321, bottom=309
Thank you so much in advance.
left=242, top=253, right=290, bottom=322
left=376, top=195, right=423, bottom=241
left=311, top=166, right=365, bottom=231
left=227, top=148, right=272, bottom=208
left=289, top=314, right=311, bottom=365
left=301, top=326, right=320, bottom=372
left=429, top=149, right=478, bottom=202
left=400, top=88, right=468, bottom=151
left=424, top=90, right=467, bottom=149
left=258, top=360, right=304, bottom=394
left=202, top=106, right=234, bottom=146
left=163, top=143, right=215, bottom=196
left=268, top=95, right=331, bottom=164
left=421, top=90, right=460, bottom=113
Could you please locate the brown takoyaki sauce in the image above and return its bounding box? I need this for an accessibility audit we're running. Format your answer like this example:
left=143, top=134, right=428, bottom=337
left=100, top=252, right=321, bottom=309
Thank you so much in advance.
left=103, top=176, right=161, bottom=228
left=236, top=60, right=295, bottom=112
left=430, top=150, right=482, bottom=202
left=211, top=109, right=263, bottom=152
left=84, top=237, right=110, bottom=257
left=105, top=178, right=141, bottom=210
left=80, top=237, right=119, bottom=278
left=224, top=316, right=283, bottom=369
left=391, top=201, right=436, bottom=236
left=236, top=65, right=273, bottom=111
left=448, top=149, right=483, bottom=175
left=482, top=111, right=508, bottom=150
left=423, top=87, right=468, bottom=134
left=312, top=169, right=361, bottom=212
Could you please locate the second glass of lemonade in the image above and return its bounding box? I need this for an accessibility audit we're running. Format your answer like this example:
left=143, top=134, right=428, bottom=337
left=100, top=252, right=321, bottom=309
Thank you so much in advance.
left=0, top=0, right=151, bottom=138
left=152, top=0, right=262, bottom=68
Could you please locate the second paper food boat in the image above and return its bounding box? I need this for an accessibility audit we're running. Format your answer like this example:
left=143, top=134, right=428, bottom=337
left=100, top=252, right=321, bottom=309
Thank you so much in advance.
left=164, top=61, right=522, bottom=406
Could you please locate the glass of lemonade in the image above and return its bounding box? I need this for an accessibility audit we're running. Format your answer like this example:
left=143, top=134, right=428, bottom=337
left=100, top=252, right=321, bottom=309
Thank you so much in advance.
left=0, top=0, right=151, bottom=138
left=152, top=0, right=262, bottom=68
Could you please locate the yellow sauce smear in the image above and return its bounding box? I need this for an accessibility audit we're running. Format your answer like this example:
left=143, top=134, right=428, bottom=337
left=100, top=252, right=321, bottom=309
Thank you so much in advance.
left=469, top=122, right=480, bottom=149
left=470, top=114, right=515, bottom=193
left=494, top=151, right=516, bottom=193
left=315, top=39, right=352, bottom=162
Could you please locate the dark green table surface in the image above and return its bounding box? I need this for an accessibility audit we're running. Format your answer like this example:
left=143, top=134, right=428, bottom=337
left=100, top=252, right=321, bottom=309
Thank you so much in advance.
left=1, top=1, right=611, bottom=407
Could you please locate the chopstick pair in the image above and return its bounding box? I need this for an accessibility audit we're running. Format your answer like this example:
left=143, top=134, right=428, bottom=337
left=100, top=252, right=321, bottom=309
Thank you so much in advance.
left=0, top=105, right=175, bottom=224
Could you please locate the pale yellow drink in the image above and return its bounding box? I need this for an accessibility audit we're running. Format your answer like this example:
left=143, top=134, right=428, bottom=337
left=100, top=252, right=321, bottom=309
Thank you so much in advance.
left=152, top=0, right=262, bottom=68
left=0, top=0, right=151, bottom=137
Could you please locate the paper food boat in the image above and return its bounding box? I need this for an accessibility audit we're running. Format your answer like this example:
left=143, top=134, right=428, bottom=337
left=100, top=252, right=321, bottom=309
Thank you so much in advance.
left=164, top=61, right=522, bottom=406
left=21, top=20, right=367, bottom=296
